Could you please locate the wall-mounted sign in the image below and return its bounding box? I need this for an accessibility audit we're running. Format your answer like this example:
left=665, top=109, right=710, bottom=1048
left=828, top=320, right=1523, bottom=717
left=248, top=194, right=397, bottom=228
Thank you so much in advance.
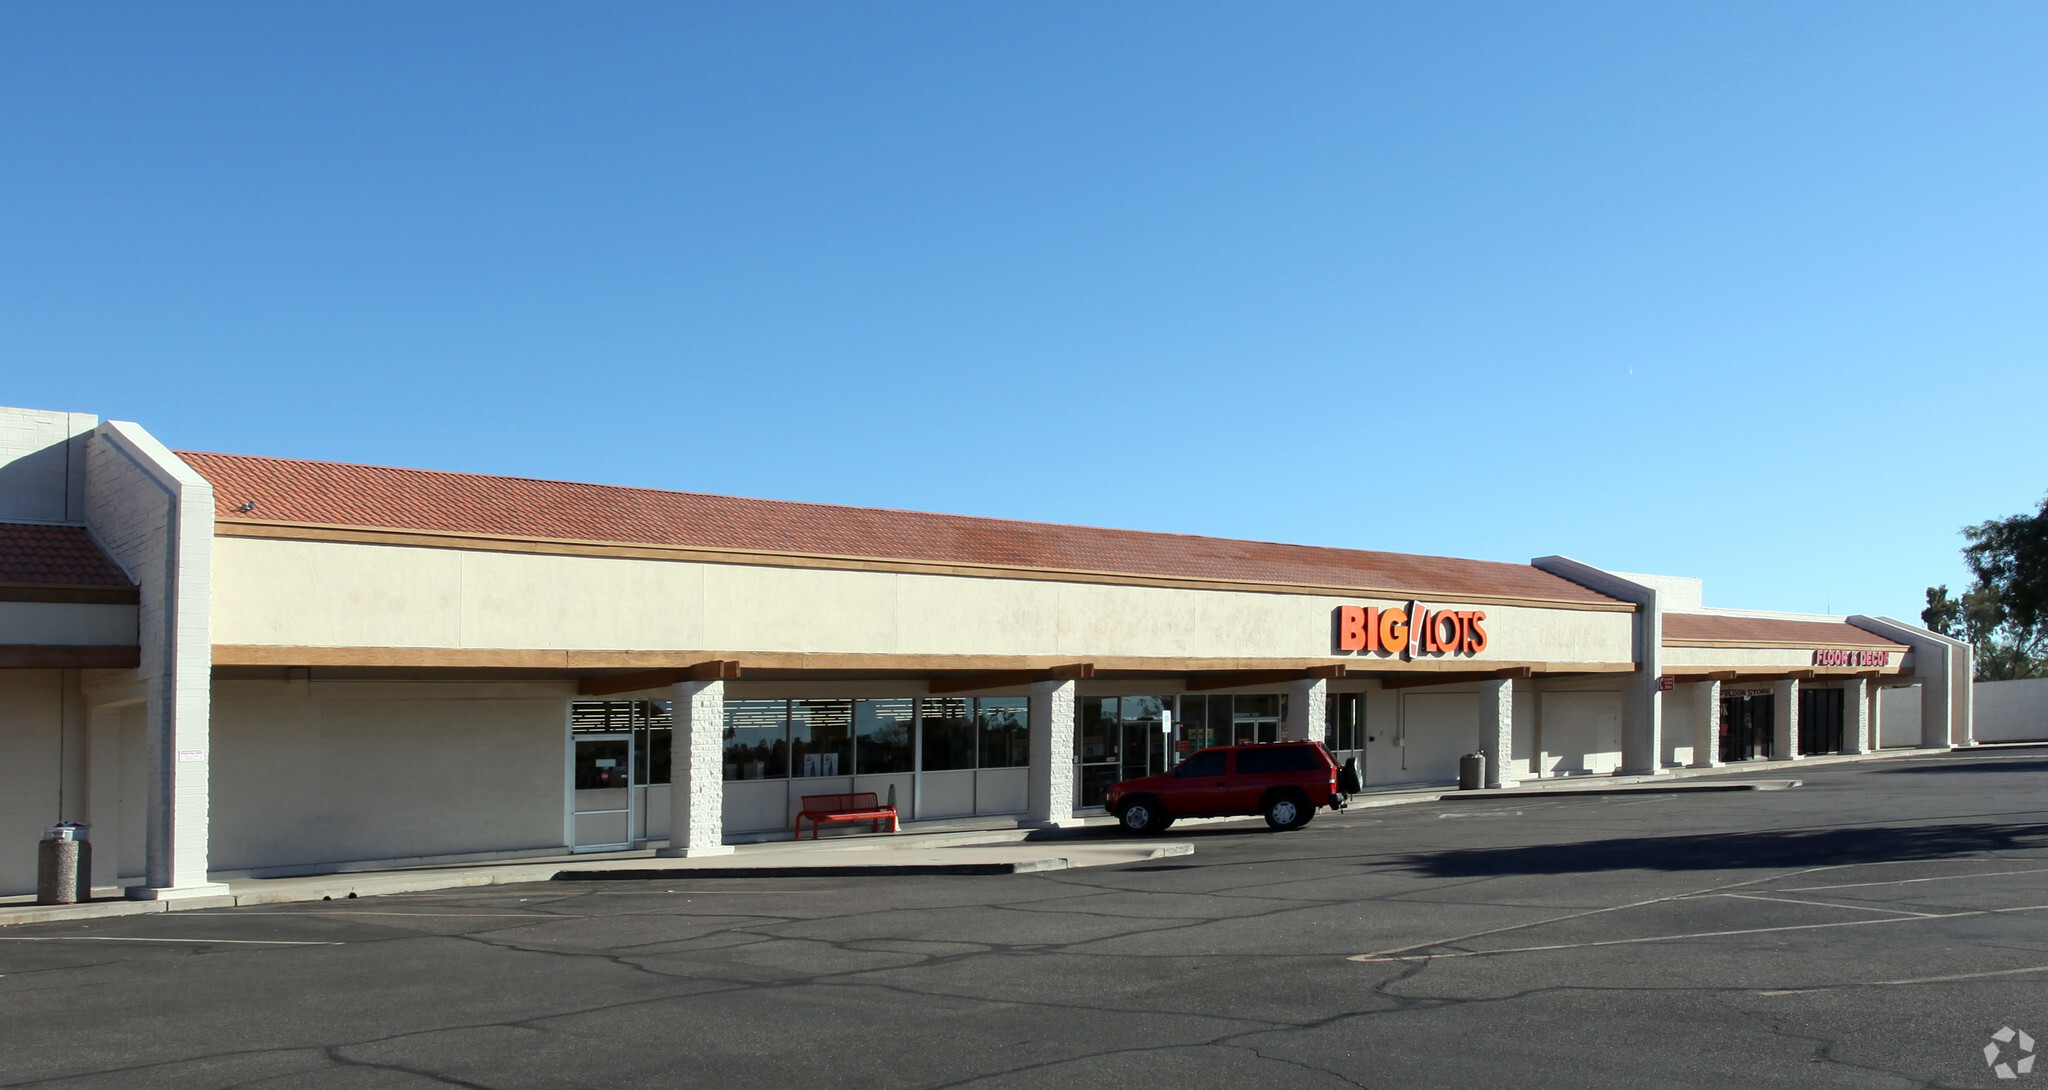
left=1812, top=649, right=1890, bottom=667
left=1657, top=675, right=1675, bottom=692
left=1335, top=602, right=1488, bottom=660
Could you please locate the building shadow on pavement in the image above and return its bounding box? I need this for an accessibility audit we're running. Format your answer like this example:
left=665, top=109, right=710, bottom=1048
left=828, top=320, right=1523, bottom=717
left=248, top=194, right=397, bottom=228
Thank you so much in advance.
left=1388, top=822, right=2048, bottom=877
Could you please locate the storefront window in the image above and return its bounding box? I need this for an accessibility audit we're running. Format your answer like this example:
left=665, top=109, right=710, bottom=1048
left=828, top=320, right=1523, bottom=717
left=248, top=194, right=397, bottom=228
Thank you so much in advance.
left=975, top=697, right=1029, bottom=768
left=723, top=700, right=789, bottom=781
left=921, top=698, right=974, bottom=771
left=639, top=705, right=672, bottom=785
left=573, top=700, right=672, bottom=785
left=1078, top=698, right=1119, bottom=764
left=1328, top=693, right=1364, bottom=752
left=791, top=699, right=854, bottom=777
left=856, top=699, right=915, bottom=774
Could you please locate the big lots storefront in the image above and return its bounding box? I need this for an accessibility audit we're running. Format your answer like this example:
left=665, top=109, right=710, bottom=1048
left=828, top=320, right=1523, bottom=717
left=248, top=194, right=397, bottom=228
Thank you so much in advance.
left=0, top=407, right=1973, bottom=899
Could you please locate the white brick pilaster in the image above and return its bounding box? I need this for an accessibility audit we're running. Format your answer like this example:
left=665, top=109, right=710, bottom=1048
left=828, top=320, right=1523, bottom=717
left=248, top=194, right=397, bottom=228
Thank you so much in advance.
left=1286, top=677, right=1327, bottom=743
left=1690, top=680, right=1722, bottom=768
left=1478, top=678, right=1516, bottom=788
left=659, top=679, right=732, bottom=856
left=1868, top=684, right=1884, bottom=750
left=1028, top=679, right=1079, bottom=827
left=89, top=422, right=227, bottom=901
left=1773, top=677, right=1801, bottom=761
left=1842, top=678, right=1870, bottom=754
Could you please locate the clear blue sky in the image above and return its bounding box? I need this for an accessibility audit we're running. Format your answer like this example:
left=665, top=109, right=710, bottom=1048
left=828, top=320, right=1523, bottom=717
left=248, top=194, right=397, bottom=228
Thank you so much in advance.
left=4, top=2, right=2043, bottom=622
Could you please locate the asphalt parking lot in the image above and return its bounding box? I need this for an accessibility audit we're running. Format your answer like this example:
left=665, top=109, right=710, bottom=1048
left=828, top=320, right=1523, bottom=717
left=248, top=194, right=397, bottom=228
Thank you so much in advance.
left=4, top=749, right=2046, bottom=1089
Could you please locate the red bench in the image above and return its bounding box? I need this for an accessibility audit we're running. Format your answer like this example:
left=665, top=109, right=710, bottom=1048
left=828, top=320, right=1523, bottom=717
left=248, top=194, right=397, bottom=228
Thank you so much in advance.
left=795, top=792, right=900, bottom=839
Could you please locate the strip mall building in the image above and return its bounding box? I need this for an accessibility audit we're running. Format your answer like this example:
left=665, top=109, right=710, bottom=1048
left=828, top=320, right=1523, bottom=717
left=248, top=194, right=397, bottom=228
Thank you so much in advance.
left=0, top=406, right=1973, bottom=900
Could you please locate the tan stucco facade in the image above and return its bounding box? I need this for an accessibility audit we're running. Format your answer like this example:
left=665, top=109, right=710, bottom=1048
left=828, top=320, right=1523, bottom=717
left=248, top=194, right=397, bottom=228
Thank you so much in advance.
left=210, top=536, right=1636, bottom=670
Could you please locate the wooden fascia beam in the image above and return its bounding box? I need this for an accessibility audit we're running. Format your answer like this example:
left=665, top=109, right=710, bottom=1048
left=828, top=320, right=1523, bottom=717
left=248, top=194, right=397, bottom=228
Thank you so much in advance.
left=578, top=659, right=740, bottom=697
left=1662, top=671, right=1739, bottom=684
left=1379, top=666, right=1533, bottom=692
left=926, top=663, right=1095, bottom=695
left=1183, top=665, right=1347, bottom=692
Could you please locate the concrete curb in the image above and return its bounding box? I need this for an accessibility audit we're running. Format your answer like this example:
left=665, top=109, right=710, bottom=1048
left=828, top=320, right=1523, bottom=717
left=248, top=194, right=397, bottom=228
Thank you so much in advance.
left=554, top=843, right=1195, bottom=880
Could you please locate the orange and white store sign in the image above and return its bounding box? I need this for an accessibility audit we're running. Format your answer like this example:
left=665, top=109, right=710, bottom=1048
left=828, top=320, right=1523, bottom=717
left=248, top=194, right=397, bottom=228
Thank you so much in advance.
left=1334, top=602, right=1488, bottom=660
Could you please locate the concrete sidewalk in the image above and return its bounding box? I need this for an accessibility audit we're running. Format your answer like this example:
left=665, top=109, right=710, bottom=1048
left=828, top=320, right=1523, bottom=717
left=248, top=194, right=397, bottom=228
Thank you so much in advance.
left=0, top=743, right=1974, bottom=929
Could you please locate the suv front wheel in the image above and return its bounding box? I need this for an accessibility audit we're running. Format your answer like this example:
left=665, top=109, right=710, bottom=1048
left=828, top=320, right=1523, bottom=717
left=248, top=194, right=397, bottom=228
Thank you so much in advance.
left=1263, top=790, right=1313, bottom=831
left=1116, top=797, right=1169, bottom=835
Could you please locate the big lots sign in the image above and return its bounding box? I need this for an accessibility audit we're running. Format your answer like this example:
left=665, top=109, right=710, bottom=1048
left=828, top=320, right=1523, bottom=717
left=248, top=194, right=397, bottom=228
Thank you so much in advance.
left=1813, top=649, right=1890, bottom=667
left=1335, top=602, right=1488, bottom=660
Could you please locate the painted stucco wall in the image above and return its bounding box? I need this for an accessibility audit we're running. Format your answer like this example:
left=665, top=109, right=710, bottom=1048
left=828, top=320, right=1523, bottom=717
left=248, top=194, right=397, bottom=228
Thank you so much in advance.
left=1662, top=645, right=1913, bottom=674
left=208, top=681, right=570, bottom=873
left=1663, top=691, right=1697, bottom=769
left=0, top=671, right=63, bottom=896
left=1974, top=679, right=2048, bottom=743
left=1539, top=690, right=1625, bottom=776
left=1879, top=686, right=1923, bottom=747
left=211, top=537, right=1635, bottom=666
left=0, top=406, right=94, bottom=523
left=0, top=601, right=137, bottom=646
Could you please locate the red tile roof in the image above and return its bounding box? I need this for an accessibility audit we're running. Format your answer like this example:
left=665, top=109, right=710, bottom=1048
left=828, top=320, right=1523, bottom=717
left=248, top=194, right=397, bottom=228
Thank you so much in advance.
left=0, top=523, right=133, bottom=586
left=179, top=451, right=1625, bottom=606
left=1663, top=613, right=1906, bottom=648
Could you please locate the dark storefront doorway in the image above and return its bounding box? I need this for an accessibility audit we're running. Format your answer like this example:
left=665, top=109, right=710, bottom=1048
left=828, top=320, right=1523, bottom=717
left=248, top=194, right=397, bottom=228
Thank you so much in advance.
left=1799, top=687, right=1846, bottom=755
left=1719, top=694, right=1774, bottom=762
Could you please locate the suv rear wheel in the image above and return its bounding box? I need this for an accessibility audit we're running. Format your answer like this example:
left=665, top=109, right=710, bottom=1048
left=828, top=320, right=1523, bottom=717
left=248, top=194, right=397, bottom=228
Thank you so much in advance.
left=1263, top=790, right=1313, bottom=831
left=1116, top=797, right=1168, bottom=835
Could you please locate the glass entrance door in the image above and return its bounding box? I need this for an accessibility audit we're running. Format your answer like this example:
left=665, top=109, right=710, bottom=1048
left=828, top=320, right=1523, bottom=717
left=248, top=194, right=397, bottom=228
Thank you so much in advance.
left=1718, top=696, right=1774, bottom=762
left=570, top=732, right=634, bottom=852
left=1799, top=688, right=1845, bottom=755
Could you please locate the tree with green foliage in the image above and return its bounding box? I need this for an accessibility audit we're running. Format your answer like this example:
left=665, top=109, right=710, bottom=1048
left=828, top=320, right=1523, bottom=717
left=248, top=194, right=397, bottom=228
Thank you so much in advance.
left=1924, top=492, right=2048, bottom=681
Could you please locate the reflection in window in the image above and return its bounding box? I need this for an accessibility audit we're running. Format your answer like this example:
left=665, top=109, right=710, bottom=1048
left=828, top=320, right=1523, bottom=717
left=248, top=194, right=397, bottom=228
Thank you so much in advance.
left=1078, top=697, right=1119, bottom=764
left=792, top=700, right=854, bottom=777
left=976, top=697, right=1029, bottom=769
left=722, top=700, right=789, bottom=781
left=921, top=698, right=974, bottom=771
left=571, top=700, right=672, bottom=785
left=1328, top=693, right=1364, bottom=752
left=855, top=699, right=914, bottom=775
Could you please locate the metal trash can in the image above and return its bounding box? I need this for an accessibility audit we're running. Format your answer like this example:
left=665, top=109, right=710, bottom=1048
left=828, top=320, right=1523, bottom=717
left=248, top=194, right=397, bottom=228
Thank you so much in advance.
left=1458, top=752, right=1486, bottom=791
left=36, top=823, right=91, bottom=906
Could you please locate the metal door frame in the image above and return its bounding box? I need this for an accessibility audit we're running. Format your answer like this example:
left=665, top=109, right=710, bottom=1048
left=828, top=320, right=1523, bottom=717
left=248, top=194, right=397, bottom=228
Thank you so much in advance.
left=566, top=729, right=636, bottom=853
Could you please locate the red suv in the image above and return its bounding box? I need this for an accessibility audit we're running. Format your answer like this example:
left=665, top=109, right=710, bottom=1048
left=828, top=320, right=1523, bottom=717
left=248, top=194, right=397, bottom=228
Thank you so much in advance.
left=1104, top=742, right=1348, bottom=834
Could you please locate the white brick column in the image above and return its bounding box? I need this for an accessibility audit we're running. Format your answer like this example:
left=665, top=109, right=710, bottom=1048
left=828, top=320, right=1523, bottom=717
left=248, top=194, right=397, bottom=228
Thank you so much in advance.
left=1689, top=680, right=1722, bottom=768
left=1285, top=677, right=1327, bottom=743
left=88, top=422, right=228, bottom=901
left=1027, top=679, right=1079, bottom=827
left=1772, top=677, right=1801, bottom=761
left=659, top=679, right=733, bottom=856
left=1478, top=678, right=1516, bottom=788
left=1868, top=684, right=1885, bottom=750
left=1842, top=678, right=1870, bottom=754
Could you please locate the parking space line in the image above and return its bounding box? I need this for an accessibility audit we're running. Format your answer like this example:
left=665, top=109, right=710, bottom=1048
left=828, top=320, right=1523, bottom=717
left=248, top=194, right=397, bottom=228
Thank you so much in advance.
left=1777, top=866, right=2048, bottom=893
left=1758, top=964, right=2048, bottom=995
left=1347, top=903, right=2048, bottom=963
left=1712, top=892, right=1940, bottom=917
